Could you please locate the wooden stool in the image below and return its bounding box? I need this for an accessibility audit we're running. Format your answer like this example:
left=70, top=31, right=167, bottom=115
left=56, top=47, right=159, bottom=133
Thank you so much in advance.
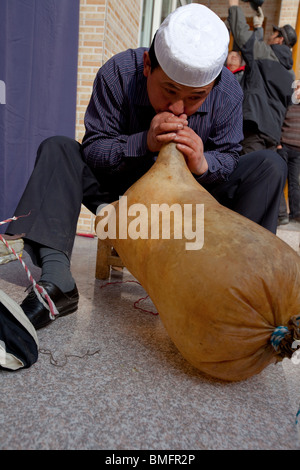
left=95, top=239, right=125, bottom=279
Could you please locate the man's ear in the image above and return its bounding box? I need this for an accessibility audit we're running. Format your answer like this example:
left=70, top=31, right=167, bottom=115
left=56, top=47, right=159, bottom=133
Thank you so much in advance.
left=143, top=51, right=151, bottom=77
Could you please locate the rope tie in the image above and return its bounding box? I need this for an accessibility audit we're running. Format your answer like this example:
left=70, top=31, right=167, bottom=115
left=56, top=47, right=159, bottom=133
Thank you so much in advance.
left=270, top=326, right=290, bottom=351
left=270, top=316, right=300, bottom=361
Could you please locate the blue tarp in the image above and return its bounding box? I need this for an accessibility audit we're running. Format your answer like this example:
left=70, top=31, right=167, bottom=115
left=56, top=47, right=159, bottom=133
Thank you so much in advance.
left=0, top=0, right=80, bottom=230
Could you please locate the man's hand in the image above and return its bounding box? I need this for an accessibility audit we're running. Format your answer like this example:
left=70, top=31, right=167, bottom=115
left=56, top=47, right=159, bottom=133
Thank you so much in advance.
left=173, top=126, right=208, bottom=176
left=147, top=112, right=188, bottom=153
left=147, top=112, right=208, bottom=176
left=253, top=6, right=264, bottom=28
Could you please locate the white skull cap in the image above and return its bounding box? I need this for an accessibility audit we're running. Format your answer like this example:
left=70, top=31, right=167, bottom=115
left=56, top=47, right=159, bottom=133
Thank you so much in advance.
left=154, top=3, right=229, bottom=87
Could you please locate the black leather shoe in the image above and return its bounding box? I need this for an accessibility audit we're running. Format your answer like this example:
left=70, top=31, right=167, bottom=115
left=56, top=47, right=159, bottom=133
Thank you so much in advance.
left=20, top=281, right=79, bottom=330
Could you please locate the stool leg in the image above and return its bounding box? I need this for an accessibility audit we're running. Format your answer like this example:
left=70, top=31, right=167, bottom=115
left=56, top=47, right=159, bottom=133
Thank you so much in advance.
left=95, top=239, right=111, bottom=279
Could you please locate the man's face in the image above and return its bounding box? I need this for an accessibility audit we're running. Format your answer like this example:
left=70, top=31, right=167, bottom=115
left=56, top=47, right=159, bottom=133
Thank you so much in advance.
left=143, top=52, right=215, bottom=117
left=267, top=31, right=284, bottom=46
left=226, top=51, right=242, bottom=72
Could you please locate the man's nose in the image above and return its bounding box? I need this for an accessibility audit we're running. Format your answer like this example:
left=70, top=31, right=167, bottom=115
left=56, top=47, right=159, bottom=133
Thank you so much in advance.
left=168, top=100, right=184, bottom=115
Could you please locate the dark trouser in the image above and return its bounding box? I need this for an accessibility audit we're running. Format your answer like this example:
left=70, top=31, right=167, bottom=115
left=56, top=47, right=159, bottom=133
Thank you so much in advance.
left=241, top=121, right=277, bottom=155
left=7, top=136, right=287, bottom=262
left=277, top=144, right=300, bottom=220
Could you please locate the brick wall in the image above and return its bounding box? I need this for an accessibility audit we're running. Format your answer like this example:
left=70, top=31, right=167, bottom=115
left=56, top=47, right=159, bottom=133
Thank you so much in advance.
left=279, top=0, right=299, bottom=27
left=76, top=0, right=142, bottom=235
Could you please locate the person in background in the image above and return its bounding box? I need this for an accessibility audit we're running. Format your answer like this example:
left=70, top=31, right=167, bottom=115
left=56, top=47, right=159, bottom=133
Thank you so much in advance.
left=225, top=50, right=245, bottom=84
left=225, top=6, right=263, bottom=85
left=277, top=80, right=300, bottom=226
left=227, top=0, right=297, bottom=155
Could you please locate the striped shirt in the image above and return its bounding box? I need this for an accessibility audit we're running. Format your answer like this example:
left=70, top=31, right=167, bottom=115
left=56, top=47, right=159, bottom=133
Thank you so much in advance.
left=82, top=48, right=243, bottom=184
left=280, top=103, right=300, bottom=149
